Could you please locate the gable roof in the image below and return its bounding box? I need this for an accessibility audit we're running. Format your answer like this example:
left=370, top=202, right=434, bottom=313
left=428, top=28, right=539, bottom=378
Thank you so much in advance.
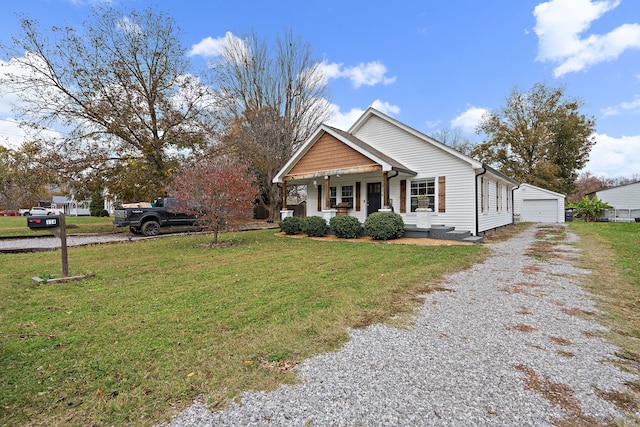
left=274, top=107, right=519, bottom=186
left=349, top=107, right=485, bottom=169
left=516, top=183, right=566, bottom=198
left=587, top=180, right=640, bottom=197
left=273, top=124, right=416, bottom=182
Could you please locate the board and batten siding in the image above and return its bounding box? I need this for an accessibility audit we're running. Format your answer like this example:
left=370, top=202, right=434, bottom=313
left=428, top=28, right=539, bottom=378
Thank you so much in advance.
left=353, top=115, right=479, bottom=233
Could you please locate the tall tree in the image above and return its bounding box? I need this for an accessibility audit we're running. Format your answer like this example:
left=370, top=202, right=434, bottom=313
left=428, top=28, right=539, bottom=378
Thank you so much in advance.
left=1, top=6, right=212, bottom=202
left=473, top=82, right=596, bottom=195
left=0, top=143, right=52, bottom=209
left=207, top=30, right=331, bottom=221
left=168, top=157, right=257, bottom=246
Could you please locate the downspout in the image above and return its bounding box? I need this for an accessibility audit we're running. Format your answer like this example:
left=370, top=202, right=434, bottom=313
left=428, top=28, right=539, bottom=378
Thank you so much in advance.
left=386, top=170, right=399, bottom=209
left=511, top=184, right=520, bottom=225
left=475, top=167, right=487, bottom=237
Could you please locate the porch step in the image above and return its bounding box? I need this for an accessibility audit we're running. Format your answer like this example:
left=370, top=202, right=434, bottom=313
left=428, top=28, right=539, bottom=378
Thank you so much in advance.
left=445, top=229, right=471, bottom=240
left=403, top=224, right=482, bottom=243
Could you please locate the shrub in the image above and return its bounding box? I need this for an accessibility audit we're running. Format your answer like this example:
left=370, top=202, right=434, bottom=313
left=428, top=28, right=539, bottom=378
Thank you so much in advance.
left=329, top=215, right=362, bottom=239
left=301, top=216, right=327, bottom=237
left=364, top=212, right=405, bottom=240
left=569, top=196, right=612, bottom=222
left=99, top=209, right=110, bottom=217
left=279, top=216, right=302, bottom=235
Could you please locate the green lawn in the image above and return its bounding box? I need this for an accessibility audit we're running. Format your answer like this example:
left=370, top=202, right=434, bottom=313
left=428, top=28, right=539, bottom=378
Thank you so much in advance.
left=0, top=216, right=123, bottom=237
left=0, top=229, right=487, bottom=426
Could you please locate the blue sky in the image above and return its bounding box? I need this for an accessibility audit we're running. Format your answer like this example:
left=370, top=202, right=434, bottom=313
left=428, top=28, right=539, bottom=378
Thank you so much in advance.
left=1, top=0, right=639, bottom=179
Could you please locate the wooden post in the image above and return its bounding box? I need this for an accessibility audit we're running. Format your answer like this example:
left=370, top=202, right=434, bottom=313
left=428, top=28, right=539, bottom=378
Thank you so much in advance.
left=59, top=213, right=69, bottom=277
left=324, top=176, right=331, bottom=209
left=281, top=181, right=287, bottom=212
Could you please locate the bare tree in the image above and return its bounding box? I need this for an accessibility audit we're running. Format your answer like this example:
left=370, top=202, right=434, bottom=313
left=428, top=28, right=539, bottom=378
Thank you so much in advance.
left=207, top=29, right=330, bottom=221
left=431, top=127, right=476, bottom=156
left=569, top=171, right=608, bottom=203
left=1, top=6, right=213, bottom=202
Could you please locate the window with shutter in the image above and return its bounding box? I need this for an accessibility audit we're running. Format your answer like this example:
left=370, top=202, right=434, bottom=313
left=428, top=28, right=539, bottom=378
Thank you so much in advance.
left=438, top=176, right=446, bottom=213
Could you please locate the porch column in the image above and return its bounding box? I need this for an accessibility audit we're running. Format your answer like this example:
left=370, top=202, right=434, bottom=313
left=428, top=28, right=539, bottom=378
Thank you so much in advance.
left=279, top=180, right=294, bottom=220
left=281, top=181, right=287, bottom=211
left=324, top=176, right=331, bottom=208
left=322, top=175, right=336, bottom=224
left=382, top=171, right=389, bottom=208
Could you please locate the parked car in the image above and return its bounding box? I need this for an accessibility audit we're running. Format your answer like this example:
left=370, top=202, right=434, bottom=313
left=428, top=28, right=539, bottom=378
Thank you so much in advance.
left=20, top=206, right=62, bottom=216
left=0, top=209, right=19, bottom=216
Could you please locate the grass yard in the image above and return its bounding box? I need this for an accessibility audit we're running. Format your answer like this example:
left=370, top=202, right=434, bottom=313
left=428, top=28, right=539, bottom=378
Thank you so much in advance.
left=0, top=229, right=486, bottom=426
left=569, top=222, right=640, bottom=366
left=0, top=216, right=122, bottom=238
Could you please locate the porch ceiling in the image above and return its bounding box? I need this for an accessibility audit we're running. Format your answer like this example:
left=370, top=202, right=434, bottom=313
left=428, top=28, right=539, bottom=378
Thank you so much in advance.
left=284, top=164, right=383, bottom=181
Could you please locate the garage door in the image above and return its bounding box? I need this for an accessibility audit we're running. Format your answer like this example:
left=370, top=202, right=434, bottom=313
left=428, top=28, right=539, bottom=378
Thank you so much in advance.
left=522, top=199, right=558, bottom=223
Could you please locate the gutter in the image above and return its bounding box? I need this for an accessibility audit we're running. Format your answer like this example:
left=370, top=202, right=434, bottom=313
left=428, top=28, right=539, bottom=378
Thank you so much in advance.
left=386, top=170, right=399, bottom=209
left=511, top=184, right=520, bottom=224
left=475, top=167, right=487, bottom=237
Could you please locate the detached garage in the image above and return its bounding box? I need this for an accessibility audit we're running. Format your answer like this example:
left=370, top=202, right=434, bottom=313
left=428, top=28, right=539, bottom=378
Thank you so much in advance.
left=514, top=184, right=565, bottom=223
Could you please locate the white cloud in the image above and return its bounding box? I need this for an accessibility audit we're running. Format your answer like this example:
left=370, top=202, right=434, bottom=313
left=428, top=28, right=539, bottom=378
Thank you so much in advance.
left=371, top=100, right=400, bottom=115
left=533, top=0, right=640, bottom=77
left=325, top=99, right=400, bottom=130
left=0, top=118, right=25, bottom=150
left=584, top=133, right=640, bottom=177
left=450, top=106, right=488, bottom=133
left=189, top=32, right=245, bottom=58
left=601, top=94, right=640, bottom=116
left=319, top=61, right=396, bottom=88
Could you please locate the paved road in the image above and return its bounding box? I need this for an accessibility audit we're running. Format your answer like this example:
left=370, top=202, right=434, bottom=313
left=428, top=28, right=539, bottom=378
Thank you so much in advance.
left=0, top=234, right=146, bottom=252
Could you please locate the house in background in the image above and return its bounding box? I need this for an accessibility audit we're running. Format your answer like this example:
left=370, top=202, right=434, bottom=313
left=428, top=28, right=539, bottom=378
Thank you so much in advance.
left=51, top=195, right=91, bottom=216
left=273, top=108, right=518, bottom=240
left=588, top=181, right=640, bottom=222
left=513, top=184, right=566, bottom=223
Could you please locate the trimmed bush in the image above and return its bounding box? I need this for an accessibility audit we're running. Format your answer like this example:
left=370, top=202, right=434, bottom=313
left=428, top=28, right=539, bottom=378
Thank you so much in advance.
left=279, top=216, right=302, bottom=235
left=99, top=209, right=110, bottom=217
left=329, top=215, right=362, bottom=239
left=364, top=212, right=405, bottom=240
left=301, top=216, right=327, bottom=237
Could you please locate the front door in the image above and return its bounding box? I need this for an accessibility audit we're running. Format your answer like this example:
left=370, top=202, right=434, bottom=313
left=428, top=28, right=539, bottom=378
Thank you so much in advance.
left=367, top=182, right=382, bottom=216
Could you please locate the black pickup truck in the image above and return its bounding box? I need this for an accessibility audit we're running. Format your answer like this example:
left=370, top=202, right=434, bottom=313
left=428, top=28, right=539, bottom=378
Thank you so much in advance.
left=113, top=197, right=198, bottom=236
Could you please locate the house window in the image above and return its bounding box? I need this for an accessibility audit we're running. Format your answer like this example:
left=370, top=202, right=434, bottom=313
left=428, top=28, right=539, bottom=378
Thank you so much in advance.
left=410, top=178, right=435, bottom=212
left=329, top=186, right=337, bottom=208
left=483, top=178, right=490, bottom=213
left=341, top=185, right=354, bottom=207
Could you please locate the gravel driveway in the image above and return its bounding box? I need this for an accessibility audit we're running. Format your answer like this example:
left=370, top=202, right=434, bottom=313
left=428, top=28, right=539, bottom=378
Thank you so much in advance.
left=160, top=224, right=638, bottom=426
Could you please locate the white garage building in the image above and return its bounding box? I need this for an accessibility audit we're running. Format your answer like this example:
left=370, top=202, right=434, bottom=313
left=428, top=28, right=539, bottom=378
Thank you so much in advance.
left=514, top=183, right=566, bottom=223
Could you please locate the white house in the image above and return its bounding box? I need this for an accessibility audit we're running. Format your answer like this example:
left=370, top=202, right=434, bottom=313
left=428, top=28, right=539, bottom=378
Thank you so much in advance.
left=513, top=184, right=566, bottom=223
left=273, top=108, right=518, bottom=239
left=589, top=181, right=640, bottom=221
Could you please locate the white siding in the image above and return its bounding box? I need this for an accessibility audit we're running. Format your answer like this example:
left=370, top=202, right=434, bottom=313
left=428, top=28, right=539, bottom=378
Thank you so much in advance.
left=477, top=173, right=516, bottom=233
left=353, top=116, right=480, bottom=233
left=514, top=183, right=565, bottom=223
left=595, top=182, right=640, bottom=211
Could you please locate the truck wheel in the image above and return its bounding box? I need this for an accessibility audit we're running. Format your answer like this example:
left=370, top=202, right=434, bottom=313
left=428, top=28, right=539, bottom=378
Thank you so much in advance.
left=141, top=221, right=160, bottom=237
